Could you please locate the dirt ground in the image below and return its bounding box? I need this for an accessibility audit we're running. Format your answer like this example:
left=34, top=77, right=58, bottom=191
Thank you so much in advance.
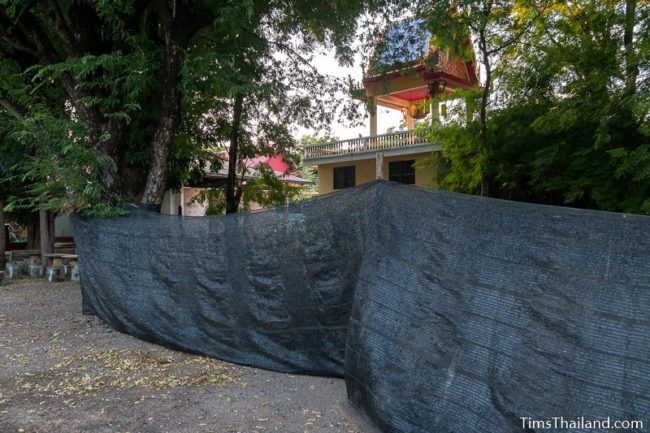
left=0, top=279, right=372, bottom=433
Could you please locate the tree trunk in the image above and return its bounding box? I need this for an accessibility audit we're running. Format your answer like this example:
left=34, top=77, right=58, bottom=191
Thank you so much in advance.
left=48, top=211, right=56, bottom=251
left=0, top=198, right=6, bottom=271
left=140, top=4, right=187, bottom=209
left=623, top=0, right=638, bottom=99
left=97, top=119, right=126, bottom=196
left=139, top=42, right=184, bottom=208
left=27, top=212, right=40, bottom=249
left=226, top=94, right=245, bottom=214
left=622, top=0, right=639, bottom=150
left=4, top=3, right=216, bottom=209
left=478, top=27, right=492, bottom=197
left=39, top=206, right=52, bottom=260
left=0, top=90, right=26, bottom=119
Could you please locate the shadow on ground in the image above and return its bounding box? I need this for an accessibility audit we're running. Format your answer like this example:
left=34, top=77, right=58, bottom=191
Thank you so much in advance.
left=0, top=280, right=370, bottom=433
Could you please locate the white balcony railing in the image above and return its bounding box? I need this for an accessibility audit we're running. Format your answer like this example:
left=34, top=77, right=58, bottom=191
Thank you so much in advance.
left=303, top=130, right=429, bottom=161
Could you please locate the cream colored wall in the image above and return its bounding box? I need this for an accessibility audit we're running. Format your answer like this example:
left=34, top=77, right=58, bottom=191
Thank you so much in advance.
left=161, top=190, right=181, bottom=215
left=318, top=159, right=376, bottom=195
left=182, top=187, right=207, bottom=216
left=161, top=187, right=265, bottom=216
left=317, top=152, right=437, bottom=195
left=406, top=154, right=437, bottom=188
left=181, top=187, right=262, bottom=215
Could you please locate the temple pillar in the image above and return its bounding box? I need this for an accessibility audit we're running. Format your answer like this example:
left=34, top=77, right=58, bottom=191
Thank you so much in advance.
left=431, top=99, right=442, bottom=125
left=406, top=113, right=414, bottom=130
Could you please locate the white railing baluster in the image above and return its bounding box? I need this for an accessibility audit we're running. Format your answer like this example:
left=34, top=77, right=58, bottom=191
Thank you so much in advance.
left=303, top=129, right=430, bottom=161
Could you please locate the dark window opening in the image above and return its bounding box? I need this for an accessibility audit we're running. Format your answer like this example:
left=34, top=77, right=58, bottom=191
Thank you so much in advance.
left=334, top=166, right=356, bottom=189
left=389, top=160, right=415, bottom=184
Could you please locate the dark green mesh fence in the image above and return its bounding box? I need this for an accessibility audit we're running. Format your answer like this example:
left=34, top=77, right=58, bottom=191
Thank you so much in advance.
left=72, top=181, right=650, bottom=433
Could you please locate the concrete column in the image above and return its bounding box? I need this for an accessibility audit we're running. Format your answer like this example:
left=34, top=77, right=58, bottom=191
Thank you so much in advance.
left=369, top=97, right=378, bottom=137
left=376, top=152, right=384, bottom=180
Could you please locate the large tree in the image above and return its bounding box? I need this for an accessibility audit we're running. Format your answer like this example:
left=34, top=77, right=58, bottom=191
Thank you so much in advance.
left=417, top=0, right=552, bottom=196
left=423, top=0, right=650, bottom=213
left=0, top=0, right=375, bottom=215
left=1, top=1, right=218, bottom=210
left=165, top=1, right=371, bottom=213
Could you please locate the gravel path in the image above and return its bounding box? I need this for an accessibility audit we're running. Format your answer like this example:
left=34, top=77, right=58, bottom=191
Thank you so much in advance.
left=0, top=279, right=372, bottom=433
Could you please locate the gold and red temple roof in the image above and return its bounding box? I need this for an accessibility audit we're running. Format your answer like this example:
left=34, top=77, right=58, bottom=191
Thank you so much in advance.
left=359, top=19, right=479, bottom=111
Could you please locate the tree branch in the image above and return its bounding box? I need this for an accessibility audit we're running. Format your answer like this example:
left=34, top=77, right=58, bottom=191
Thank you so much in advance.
left=269, top=39, right=321, bottom=75
left=152, top=0, right=173, bottom=31
left=487, top=0, right=554, bottom=55
left=15, top=12, right=108, bottom=141
left=0, top=89, right=26, bottom=119
left=42, top=0, right=84, bottom=57
left=0, top=34, right=38, bottom=57
left=623, top=0, right=638, bottom=98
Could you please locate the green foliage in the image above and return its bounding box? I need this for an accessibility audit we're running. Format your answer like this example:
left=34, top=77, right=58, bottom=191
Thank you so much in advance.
left=191, top=189, right=227, bottom=216
left=421, top=0, right=650, bottom=214
left=0, top=0, right=373, bottom=215
left=191, top=164, right=302, bottom=215
left=422, top=120, right=483, bottom=193
left=295, top=134, right=339, bottom=194
left=175, top=0, right=366, bottom=202
left=10, top=110, right=126, bottom=216
left=419, top=89, right=483, bottom=192
left=241, top=164, right=302, bottom=210
left=30, top=49, right=154, bottom=122
left=5, top=0, right=645, bottom=217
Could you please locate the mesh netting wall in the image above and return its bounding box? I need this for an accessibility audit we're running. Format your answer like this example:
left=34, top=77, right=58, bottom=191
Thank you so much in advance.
left=72, top=181, right=650, bottom=433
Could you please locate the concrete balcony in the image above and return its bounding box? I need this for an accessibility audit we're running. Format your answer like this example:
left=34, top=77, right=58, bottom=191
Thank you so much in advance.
left=303, top=130, right=440, bottom=165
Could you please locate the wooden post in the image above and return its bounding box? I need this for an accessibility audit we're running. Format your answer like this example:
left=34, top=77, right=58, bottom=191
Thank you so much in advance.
left=376, top=152, right=384, bottom=180
left=39, top=205, right=52, bottom=264
left=0, top=198, right=5, bottom=272
left=27, top=212, right=39, bottom=249
left=48, top=211, right=55, bottom=252
left=406, top=113, right=414, bottom=130
left=369, top=97, right=378, bottom=137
